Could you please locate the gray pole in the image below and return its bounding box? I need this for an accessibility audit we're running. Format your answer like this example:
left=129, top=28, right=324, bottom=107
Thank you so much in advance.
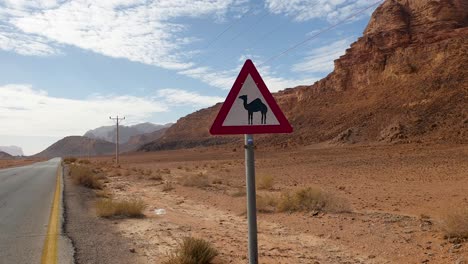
left=245, top=134, right=258, bottom=264
left=109, top=116, right=125, bottom=164
left=116, top=117, right=119, bottom=164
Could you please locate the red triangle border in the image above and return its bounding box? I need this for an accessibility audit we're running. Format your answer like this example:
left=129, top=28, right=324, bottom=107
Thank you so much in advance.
left=210, top=59, right=293, bottom=135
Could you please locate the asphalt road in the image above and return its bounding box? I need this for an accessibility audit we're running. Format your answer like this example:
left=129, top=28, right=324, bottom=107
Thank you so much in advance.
left=0, top=158, right=73, bottom=264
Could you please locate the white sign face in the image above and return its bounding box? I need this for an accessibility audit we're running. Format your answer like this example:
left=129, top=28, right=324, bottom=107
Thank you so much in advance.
left=222, top=74, right=280, bottom=126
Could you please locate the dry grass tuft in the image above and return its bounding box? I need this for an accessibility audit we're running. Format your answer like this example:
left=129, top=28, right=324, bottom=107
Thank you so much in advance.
left=95, top=190, right=113, bottom=198
left=69, top=164, right=103, bottom=189
left=63, top=157, right=77, bottom=164
left=441, top=207, right=468, bottom=239
left=230, top=188, right=246, bottom=197
left=277, top=187, right=351, bottom=213
left=95, top=198, right=146, bottom=218
left=78, top=159, right=91, bottom=164
left=149, top=174, right=163, bottom=181
left=181, top=173, right=210, bottom=188
left=257, top=175, right=275, bottom=190
left=162, top=181, right=174, bottom=192
left=256, top=194, right=278, bottom=213
left=163, top=237, right=218, bottom=264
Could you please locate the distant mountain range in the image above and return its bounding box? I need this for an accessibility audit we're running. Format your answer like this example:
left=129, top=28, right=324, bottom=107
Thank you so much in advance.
left=84, top=122, right=172, bottom=144
left=35, top=122, right=173, bottom=158
left=0, top=151, right=13, bottom=159
left=35, top=136, right=116, bottom=158
left=0, top=146, right=24, bottom=156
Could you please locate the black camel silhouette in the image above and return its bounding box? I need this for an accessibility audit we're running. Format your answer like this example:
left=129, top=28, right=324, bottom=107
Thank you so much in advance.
left=238, top=95, right=268, bottom=125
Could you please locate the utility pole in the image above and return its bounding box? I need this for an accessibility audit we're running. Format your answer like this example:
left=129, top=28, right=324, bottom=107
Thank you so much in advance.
left=109, top=115, right=125, bottom=164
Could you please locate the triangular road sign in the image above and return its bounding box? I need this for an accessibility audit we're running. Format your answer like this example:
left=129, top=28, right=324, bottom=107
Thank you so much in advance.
left=210, top=59, right=293, bottom=135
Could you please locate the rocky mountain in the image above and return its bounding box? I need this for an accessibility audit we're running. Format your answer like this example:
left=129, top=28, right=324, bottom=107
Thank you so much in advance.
left=121, top=127, right=170, bottom=152
left=35, top=136, right=115, bottom=158
left=84, top=122, right=171, bottom=144
left=0, top=151, right=13, bottom=159
left=140, top=0, right=468, bottom=151
left=0, top=146, right=24, bottom=156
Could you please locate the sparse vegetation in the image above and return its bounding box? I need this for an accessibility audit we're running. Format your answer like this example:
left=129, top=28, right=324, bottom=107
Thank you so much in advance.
left=277, top=187, right=351, bottom=213
left=78, top=159, right=91, bottom=164
left=441, top=207, right=468, bottom=239
left=69, top=164, right=103, bottom=189
left=63, top=157, right=77, bottom=164
left=257, top=175, right=275, bottom=190
left=181, top=173, right=210, bottom=188
left=256, top=194, right=278, bottom=213
left=95, top=189, right=113, bottom=198
left=163, top=237, right=218, bottom=264
left=230, top=188, right=246, bottom=197
left=95, top=198, right=146, bottom=218
left=162, top=181, right=174, bottom=192
left=149, top=174, right=163, bottom=181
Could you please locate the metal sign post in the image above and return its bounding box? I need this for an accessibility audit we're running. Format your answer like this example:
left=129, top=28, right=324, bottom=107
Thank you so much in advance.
left=210, top=60, right=292, bottom=263
left=245, top=134, right=258, bottom=263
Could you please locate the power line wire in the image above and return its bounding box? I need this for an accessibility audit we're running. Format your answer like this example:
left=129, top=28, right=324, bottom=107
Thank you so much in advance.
left=259, top=0, right=383, bottom=66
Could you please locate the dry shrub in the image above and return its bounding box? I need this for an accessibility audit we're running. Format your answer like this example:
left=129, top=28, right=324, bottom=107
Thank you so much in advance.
left=161, top=168, right=171, bottom=174
left=212, top=178, right=222, bottom=185
left=162, top=181, right=174, bottom=192
left=96, top=190, right=113, bottom=198
left=78, top=159, right=91, bottom=164
left=256, top=194, right=278, bottom=213
left=230, top=188, right=246, bottom=197
left=181, top=173, right=210, bottom=188
left=149, top=174, right=163, bottom=181
left=257, top=175, right=274, bottom=190
left=63, top=157, right=77, bottom=164
left=441, top=207, right=468, bottom=239
left=163, top=237, right=218, bottom=264
left=278, top=187, right=350, bottom=213
left=69, top=164, right=103, bottom=189
left=145, top=169, right=152, bottom=176
left=96, top=198, right=146, bottom=218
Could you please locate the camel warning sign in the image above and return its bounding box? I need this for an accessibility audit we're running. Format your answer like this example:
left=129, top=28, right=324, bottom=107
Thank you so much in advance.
left=210, top=59, right=293, bottom=135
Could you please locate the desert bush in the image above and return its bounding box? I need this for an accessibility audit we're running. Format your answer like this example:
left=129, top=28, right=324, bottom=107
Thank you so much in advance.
left=256, top=194, right=278, bottom=213
left=161, top=168, right=171, bottom=174
left=95, top=190, right=113, bottom=198
left=149, top=174, right=163, bottom=181
left=181, top=173, right=210, bottom=188
left=257, top=175, right=274, bottom=190
left=212, top=178, right=222, bottom=184
left=163, top=237, right=218, bottom=264
left=63, top=157, right=77, bottom=164
left=277, top=187, right=350, bottom=213
left=78, top=159, right=91, bottom=164
left=162, top=181, right=174, bottom=192
left=69, top=164, right=103, bottom=189
left=95, top=198, right=146, bottom=218
left=230, top=188, right=246, bottom=197
left=441, top=207, right=468, bottom=239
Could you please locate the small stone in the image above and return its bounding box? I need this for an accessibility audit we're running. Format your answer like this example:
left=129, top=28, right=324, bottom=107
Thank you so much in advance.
left=129, top=248, right=136, bottom=253
left=453, top=244, right=462, bottom=250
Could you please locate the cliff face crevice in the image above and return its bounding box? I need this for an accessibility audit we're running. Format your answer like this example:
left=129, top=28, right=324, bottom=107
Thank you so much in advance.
left=140, top=0, right=467, bottom=152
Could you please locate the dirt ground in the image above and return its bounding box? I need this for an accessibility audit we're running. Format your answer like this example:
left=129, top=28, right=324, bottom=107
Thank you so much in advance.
left=86, top=143, right=467, bottom=264
left=0, top=158, right=45, bottom=169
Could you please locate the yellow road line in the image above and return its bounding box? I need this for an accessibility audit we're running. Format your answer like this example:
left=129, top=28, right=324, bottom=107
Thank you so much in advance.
left=41, top=165, right=61, bottom=264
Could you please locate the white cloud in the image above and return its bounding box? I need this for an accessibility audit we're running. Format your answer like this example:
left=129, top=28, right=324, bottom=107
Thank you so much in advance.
left=264, top=0, right=377, bottom=22
left=157, top=89, right=224, bottom=107
left=0, top=84, right=168, bottom=137
left=0, top=0, right=245, bottom=69
left=292, top=37, right=354, bottom=73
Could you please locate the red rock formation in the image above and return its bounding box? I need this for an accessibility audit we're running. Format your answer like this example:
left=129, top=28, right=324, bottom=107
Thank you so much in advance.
left=140, top=0, right=468, bottom=151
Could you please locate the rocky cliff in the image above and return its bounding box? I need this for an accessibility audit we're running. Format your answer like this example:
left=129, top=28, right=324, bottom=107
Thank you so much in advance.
left=140, top=0, right=468, bottom=151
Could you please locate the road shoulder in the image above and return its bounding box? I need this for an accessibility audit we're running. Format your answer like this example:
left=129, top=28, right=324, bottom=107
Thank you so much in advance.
left=63, top=166, right=144, bottom=264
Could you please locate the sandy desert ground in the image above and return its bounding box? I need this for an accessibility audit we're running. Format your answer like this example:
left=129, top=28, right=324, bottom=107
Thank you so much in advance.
left=83, top=143, right=467, bottom=264
left=0, top=158, right=45, bottom=169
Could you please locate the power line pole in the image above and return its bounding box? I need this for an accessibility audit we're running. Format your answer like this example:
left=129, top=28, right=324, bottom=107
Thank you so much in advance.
left=109, top=115, right=125, bottom=164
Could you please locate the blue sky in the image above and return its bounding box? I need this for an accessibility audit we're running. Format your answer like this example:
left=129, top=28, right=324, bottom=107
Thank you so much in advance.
left=0, top=0, right=380, bottom=155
